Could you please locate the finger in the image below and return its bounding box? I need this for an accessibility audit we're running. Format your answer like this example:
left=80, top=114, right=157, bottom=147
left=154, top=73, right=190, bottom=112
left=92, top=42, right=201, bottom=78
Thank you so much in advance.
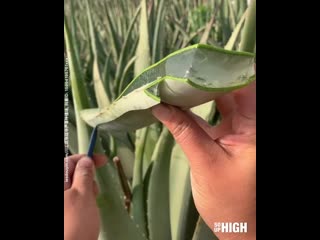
left=65, top=154, right=86, bottom=162
left=187, top=110, right=213, bottom=135
left=64, top=154, right=86, bottom=190
left=188, top=110, right=232, bottom=140
left=64, top=154, right=107, bottom=191
left=215, top=93, right=236, bottom=118
left=72, top=157, right=95, bottom=194
left=233, top=80, right=256, bottom=120
left=64, top=154, right=86, bottom=177
left=93, top=181, right=99, bottom=197
left=152, top=104, right=225, bottom=172
left=92, top=154, right=108, bottom=168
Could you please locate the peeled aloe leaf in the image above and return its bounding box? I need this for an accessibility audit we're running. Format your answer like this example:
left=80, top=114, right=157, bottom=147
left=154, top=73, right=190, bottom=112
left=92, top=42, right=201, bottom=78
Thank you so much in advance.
left=81, top=44, right=255, bottom=133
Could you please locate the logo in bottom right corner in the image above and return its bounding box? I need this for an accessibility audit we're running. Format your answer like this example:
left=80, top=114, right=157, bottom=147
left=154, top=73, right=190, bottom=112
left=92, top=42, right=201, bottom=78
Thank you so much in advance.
left=213, top=222, right=247, bottom=233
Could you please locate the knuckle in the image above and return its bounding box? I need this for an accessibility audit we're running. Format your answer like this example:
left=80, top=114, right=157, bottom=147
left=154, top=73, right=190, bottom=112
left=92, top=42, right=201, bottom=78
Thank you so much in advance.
left=66, top=188, right=79, bottom=203
left=79, top=169, right=93, bottom=178
left=171, top=117, right=192, bottom=144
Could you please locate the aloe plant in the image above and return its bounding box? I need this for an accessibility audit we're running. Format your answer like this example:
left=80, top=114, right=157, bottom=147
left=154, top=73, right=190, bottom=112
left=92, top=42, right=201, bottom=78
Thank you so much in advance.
left=64, top=0, right=255, bottom=239
left=80, top=45, right=255, bottom=132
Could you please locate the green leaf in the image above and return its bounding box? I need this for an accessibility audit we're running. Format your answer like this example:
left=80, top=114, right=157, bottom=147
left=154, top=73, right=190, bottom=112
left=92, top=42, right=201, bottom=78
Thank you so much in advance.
left=169, top=143, right=199, bottom=240
left=190, top=101, right=216, bottom=122
left=151, top=0, right=165, bottom=64
left=68, top=122, right=78, bottom=154
left=227, top=0, right=236, bottom=29
left=224, top=8, right=248, bottom=51
left=64, top=19, right=90, bottom=153
left=115, top=6, right=141, bottom=93
left=134, top=0, right=151, bottom=76
left=80, top=44, right=255, bottom=133
left=69, top=0, right=80, bottom=68
left=102, top=54, right=114, bottom=101
left=147, top=127, right=174, bottom=240
left=119, top=56, right=136, bottom=94
left=114, top=136, right=135, bottom=180
left=142, top=123, right=161, bottom=178
left=85, top=0, right=110, bottom=108
left=131, top=127, right=149, bottom=237
left=238, top=0, right=248, bottom=20
left=239, top=0, right=256, bottom=53
left=96, top=164, right=147, bottom=240
left=192, top=218, right=218, bottom=240
left=102, top=1, right=121, bottom=61
left=199, top=15, right=215, bottom=44
left=169, top=101, right=214, bottom=240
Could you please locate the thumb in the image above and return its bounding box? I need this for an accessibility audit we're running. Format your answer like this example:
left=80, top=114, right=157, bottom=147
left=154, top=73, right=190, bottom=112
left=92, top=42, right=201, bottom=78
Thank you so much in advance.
left=152, top=104, right=220, bottom=171
left=72, top=157, right=95, bottom=194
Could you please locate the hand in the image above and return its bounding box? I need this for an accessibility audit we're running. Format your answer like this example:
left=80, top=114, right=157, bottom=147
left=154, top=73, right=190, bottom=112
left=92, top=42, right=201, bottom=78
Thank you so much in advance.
left=152, top=81, right=256, bottom=240
left=64, top=154, right=107, bottom=240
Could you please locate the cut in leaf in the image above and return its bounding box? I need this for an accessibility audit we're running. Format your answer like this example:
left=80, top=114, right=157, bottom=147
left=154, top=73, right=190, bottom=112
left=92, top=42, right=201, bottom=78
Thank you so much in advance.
left=81, top=44, right=255, bottom=133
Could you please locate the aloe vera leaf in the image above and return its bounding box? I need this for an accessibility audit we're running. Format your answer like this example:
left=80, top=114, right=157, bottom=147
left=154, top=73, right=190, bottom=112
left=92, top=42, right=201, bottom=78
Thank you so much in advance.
left=64, top=19, right=90, bottom=153
left=81, top=44, right=255, bottom=133
left=119, top=56, right=137, bottom=94
left=114, top=6, right=141, bottom=93
left=227, top=0, right=236, bottom=29
left=142, top=123, right=161, bottom=177
left=151, top=0, right=165, bottom=64
left=96, top=164, right=147, bottom=240
left=169, top=101, right=214, bottom=240
left=130, top=0, right=154, bottom=233
left=114, top=136, right=135, bottom=180
left=147, top=127, right=174, bottom=240
left=132, top=127, right=149, bottom=237
left=239, top=0, right=256, bottom=53
left=85, top=0, right=110, bottom=108
left=238, top=0, right=247, bottom=20
left=131, top=123, right=160, bottom=238
left=192, top=218, right=218, bottom=240
left=68, top=122, right=78, bottom=155
left=224, top=8, right=248, bottom=51
left=169, top=143, right=198, bottom=240
left=134, top=0, right=151, bottom=77
left=199, top=15, right=215, bottom=44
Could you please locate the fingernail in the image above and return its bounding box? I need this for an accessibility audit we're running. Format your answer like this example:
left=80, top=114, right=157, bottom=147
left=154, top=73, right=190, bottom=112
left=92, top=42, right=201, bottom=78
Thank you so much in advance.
left=152, top=104, right=172, bottom=121
left=78, top=157, right=93, bottom=168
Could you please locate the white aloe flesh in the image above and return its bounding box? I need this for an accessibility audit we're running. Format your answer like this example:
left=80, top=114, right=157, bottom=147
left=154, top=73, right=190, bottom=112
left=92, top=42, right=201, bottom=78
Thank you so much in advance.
left=81, top=44, right=255, bottom=133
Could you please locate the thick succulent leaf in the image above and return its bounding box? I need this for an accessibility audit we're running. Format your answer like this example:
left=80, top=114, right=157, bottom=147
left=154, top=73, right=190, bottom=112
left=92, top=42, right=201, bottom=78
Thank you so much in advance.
left=96, top=164, right=147, bottom=240
left=147, top=127, right=174, bottom=240
left=114, top=136, right=135, bottom=179
left=64, top=19, right=90, bottom=153
left=142, top=123, right=161, bottom=178
left=131, top=127, right=149, bottom=237
left=81, top=44, right=255, bottom=133
left=169, top=143, right=198, bottom=240
left=239, top=0, right=256, bottom=52
left=192, top=218, right=218, bottom=240
left=134, top=0, right=151, bottom=76
left=225, top=8, right=248, bottom=51
left=68, top=122, right=78, bottom=154
left=169, top=101, right=214, bottom=240
left=85, top=0, right=110, bottom=108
